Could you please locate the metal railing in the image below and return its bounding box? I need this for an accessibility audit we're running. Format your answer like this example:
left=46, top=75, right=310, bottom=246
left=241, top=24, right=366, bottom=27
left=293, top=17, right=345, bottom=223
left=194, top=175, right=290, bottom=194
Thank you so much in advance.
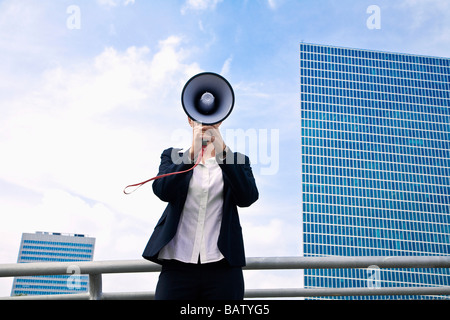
left=1, top=256, right=450, bottom=300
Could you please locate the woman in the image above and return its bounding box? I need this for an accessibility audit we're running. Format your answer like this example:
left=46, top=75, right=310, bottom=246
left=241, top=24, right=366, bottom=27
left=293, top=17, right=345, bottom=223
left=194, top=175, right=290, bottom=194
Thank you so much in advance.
left=142, top=117, right=259, bottom=300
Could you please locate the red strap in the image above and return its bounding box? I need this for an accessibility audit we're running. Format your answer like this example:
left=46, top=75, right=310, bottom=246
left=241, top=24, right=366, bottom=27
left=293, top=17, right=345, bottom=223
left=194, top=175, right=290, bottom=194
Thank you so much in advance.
left=123, top=146, right=206, bottom=195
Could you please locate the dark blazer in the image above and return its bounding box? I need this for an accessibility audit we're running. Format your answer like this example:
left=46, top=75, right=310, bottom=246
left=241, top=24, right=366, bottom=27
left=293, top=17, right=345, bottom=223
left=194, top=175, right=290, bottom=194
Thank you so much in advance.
left=142, top=147, right=259, bottom=267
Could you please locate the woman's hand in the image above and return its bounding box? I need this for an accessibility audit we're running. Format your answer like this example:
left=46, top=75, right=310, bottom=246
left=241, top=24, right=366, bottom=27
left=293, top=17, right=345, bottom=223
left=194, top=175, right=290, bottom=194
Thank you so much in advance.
left=206, top=123, right=226, bottom=154
left=189, top=120, right=205, bottom=160
left=189, top=118, right=226, bottom=160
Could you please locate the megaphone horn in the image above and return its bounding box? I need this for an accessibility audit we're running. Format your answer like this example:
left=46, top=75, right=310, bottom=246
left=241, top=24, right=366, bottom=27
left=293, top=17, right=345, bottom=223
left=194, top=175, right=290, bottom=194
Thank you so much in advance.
left=181, top=72, right=235, bottom=125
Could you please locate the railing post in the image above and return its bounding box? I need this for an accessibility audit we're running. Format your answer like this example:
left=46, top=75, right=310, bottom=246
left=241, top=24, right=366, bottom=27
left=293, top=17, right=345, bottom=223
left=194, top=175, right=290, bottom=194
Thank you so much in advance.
left=89, top=274, right=102, bottom=300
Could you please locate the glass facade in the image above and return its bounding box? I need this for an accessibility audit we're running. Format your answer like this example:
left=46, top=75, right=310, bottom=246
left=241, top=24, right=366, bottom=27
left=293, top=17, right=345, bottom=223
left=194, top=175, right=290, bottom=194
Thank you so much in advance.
left=300, top=43, right=450, bottom=299
left=11, top=232, right=95, bottom=296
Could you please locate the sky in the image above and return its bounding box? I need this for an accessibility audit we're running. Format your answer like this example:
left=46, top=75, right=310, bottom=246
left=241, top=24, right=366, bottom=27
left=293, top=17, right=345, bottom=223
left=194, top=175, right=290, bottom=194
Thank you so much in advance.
left=0, top=0, right=449, bottom=297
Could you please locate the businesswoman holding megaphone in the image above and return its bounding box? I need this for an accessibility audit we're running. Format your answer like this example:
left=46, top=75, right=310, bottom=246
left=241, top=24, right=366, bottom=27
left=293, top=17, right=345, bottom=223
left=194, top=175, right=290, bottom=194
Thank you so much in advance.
left=136, top=72, right=259, bottom=300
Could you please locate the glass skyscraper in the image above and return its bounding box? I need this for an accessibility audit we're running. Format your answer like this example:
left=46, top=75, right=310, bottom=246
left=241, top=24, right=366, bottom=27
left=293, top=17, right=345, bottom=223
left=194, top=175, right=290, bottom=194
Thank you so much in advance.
left=11, top=231, right=95, bottom=296
left=300, top=43, right=450, bottom=299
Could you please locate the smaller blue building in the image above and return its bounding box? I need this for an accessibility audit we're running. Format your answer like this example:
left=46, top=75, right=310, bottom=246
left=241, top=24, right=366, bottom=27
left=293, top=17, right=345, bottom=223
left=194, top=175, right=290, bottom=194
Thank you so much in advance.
left=11, top=231, right=95, bottom=296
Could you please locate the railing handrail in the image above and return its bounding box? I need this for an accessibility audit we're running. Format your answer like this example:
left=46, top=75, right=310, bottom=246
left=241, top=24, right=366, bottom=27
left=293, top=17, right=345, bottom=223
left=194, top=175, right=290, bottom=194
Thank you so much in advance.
left=2, top=256, right=450, bottom=277
left=1, top=256, right=449, bottom=300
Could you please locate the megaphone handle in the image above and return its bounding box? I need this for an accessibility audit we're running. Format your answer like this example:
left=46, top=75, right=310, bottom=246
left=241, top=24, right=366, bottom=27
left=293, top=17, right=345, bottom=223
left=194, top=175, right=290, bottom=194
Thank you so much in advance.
left=123, top=145, right=206, bottom=195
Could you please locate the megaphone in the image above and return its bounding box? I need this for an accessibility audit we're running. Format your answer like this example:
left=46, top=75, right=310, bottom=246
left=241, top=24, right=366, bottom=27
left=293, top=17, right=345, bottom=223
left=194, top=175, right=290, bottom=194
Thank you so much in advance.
left=123, top=72, right=235, bottom=195
left=181, top=72, right=234, bottom=125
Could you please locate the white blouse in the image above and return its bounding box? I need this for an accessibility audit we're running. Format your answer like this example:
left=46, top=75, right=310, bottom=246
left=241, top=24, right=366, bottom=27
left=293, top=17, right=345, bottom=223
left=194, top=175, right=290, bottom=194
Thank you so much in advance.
left=158, top=154, right=225, bottom=264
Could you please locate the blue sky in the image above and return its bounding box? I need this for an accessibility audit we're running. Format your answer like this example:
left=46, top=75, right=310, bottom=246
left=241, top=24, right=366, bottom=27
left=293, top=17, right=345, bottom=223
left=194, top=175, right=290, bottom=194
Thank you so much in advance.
left=0, top=0, right=449, bottom=296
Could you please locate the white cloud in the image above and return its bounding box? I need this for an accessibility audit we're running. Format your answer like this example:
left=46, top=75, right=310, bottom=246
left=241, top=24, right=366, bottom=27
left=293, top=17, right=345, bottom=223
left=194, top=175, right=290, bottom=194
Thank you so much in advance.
left=0, top=37, right=201, bottom=191
left=181, top=0, right=223, bottom=14
left=97, top=0, right=135, bottom=7
left=267, top=0, right=284, bottom=10
left=0, top=1, right=52, bottom=60
left=0, top=36, right=201, bottom=249
left=220, top=55, right=233, bottom=77
left=267, top=0, right=277, bottom=10
left=395, top=0, right=450, bottom=30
